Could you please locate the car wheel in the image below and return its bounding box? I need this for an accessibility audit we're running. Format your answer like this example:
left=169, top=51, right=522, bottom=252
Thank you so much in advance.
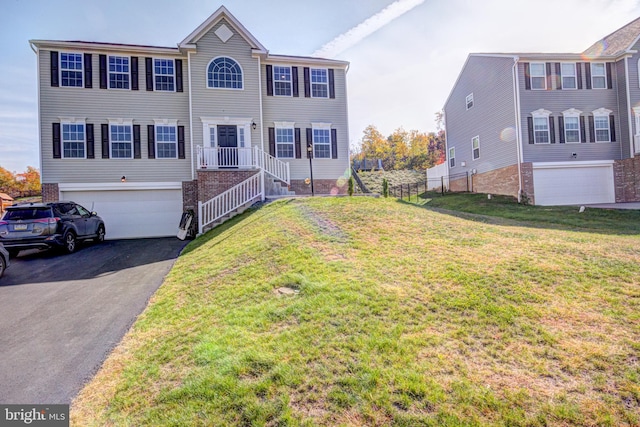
left=96, top=225, right=105, bottom=243
left=64, top=231, right=77, bottom=254
left=7, top=249, right=19, bottom=259
left=0, top=256, right=5, bottom=278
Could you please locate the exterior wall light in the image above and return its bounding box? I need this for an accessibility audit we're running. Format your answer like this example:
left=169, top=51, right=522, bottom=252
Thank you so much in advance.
left=121, top=176, right=126, bottom=182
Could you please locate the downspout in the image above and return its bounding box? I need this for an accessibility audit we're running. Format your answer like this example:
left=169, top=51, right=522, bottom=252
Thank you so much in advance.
left=30, top=42, right=43, bottom=191
left=258, top=55, right=266, bottom=200
left=624, top=55, right=634, bottom=158
left=343, top=63, right=351, bottom=178
left=188, top=51, right=195, bottom=181
left=512, top=56, right=523, bottom=203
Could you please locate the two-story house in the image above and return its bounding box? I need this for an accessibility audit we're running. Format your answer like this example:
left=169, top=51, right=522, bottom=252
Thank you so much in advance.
left=30, top=6, right=350, bottom=239
left=444, top=17, right=640, bottom=206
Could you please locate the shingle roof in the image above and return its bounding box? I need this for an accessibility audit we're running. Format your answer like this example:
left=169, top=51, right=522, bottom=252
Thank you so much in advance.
left=583, top=16, right=640, bottom=57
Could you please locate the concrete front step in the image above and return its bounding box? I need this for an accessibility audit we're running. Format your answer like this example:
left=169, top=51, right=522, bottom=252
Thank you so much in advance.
left=265, top=175, right=295, bottom=197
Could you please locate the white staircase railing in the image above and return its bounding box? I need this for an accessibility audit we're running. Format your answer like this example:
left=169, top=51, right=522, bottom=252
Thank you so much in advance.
left=196, top=146, right=290, bottom=185
left=198, top=172, right=263, bottom=234
left=254, top=146, right=290, bottom=185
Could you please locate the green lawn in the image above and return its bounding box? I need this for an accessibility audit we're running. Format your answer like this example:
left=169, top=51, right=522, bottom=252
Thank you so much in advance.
left=72, top=197, right=640, bottom=426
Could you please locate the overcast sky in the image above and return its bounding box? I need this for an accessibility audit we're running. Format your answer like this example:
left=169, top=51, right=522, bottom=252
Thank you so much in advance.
left=1, top=0, right=639, bottom=172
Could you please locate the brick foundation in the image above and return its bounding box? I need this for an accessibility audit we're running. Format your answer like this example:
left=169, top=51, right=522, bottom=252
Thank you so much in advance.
left=449, top=176, right=469, bottom=192
left=197, top=169, right=260, bottom=202
left=614, top=156, right=640, bottom=202
left=42, top=183, right=59, bottom=203
left=471, top=164, right=520, bottom=199
left=289, top=178, right=348, bottom=195
left=520, top=162, right=535, bottom=204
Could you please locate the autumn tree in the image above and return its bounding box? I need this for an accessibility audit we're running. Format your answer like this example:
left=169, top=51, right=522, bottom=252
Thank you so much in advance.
left=16, top=166, right=41, bottom=194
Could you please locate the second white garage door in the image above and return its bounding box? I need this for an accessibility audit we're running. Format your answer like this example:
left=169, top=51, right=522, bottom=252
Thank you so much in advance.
left=59, top=184, right=183, bottom=239
left=532, top=161, right=615, bottom=206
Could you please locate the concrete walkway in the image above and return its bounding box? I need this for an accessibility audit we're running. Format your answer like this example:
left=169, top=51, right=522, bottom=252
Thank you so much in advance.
left=586, top=202, right=640, bottom=210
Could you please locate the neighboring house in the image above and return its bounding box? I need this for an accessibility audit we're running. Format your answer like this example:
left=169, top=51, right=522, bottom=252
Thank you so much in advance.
left=444, top=17, right=640, bottom=206
left=30, top=6, right=350, bottom=239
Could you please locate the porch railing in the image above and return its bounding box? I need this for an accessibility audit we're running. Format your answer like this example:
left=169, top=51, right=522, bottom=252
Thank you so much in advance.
left=197, top=146, right=290, bottom=185
left=198, top=171, right=263, bottom=234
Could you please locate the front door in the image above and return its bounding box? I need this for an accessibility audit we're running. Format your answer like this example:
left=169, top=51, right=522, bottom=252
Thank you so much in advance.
left=217, top=125, right=238, bottom=168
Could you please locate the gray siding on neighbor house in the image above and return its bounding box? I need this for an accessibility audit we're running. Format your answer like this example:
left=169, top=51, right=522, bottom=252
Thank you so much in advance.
left=189, top=18, right=262, bottom=159
left=262, top=62, right=350, bottom=180
left=626, top=40, right=640, bottom=156
left=444, top=55, right=518, bottom=175
left=518, top=59, right=622, bottom=162
left=39, top=48, right=191, bottom=184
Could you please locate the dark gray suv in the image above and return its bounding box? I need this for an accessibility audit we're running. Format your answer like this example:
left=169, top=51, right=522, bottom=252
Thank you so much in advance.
left=0, top=202, right=105, bottom=257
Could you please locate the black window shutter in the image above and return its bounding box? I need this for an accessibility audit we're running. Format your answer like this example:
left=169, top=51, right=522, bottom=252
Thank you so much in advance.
left=527, top=117, right=534, bottom=144
left=329, top=69, right=335, bottom=99
left=178, top=126, right=185, bottom=158
left=52, top=123, right=61, bottom=158
left=610, top=116, right=616, bottom=142
left=292, top=66, right=299, bottom=97
left=131, top=57, right=139, bottom=90
left=555, top=63, right=561, bottom=89
left=51, top=51, right=59, bottom=87
left=606, top=63, right=613, bottom=89
left=145, top=57, right=154, bottom=91
left=549, top=116, right=555, bottom=143
left=294, top=128, right=301, bottom=158
left=577, top=63, right=583, bottom=89
left=84, top=53, right=92, bottom=88
left=524, top=63, right=531, bottom=90
left=99, top=54, right=107, bottom=89
left=266, top=65, right=273, bottom=96
left=580, top=116, right=586, bottom=142
left=268, top=127, right=276, bottom=156
left=147, top=125, right=155, bottom=159
left=306, top=128, right=313, bottom=158
left=545, top=63, right=552, bottom=90
left=588, top=116, right=595, bottom=142
left=585, top=63, right=592, bottom=89
left=176, top=59, right=183, bottom=92
left=303, top=67, right=310, bottom=97
left=86, top=124, right=94, bottom=158
left=331, top=128, right=338, bottom=159
left=101, top=124, right=110, bottom=158
left=558, top=116, right=565, bottom=143
left=133, top=125, right=141, bottom=159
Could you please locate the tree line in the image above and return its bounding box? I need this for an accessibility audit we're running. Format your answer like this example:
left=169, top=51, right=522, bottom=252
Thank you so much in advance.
left=352, top=114, right=446, bottom=171
left=0, top=166, right=41, bottom=197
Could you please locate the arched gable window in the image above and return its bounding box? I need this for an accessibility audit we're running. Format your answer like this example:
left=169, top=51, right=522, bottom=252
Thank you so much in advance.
left=207, top=57, right=243, bottom=89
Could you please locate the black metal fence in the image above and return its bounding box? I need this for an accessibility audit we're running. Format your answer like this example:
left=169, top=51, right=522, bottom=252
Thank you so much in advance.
left=389, top=172, right=472, bottom=201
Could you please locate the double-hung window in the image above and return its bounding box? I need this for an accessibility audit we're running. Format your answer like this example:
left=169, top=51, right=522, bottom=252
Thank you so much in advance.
left=533, top=117, right=550, bottom=143
left=60, top=53, right=83, bottom=87
left=154, top=59, right=175, bottom=91
left=449, top=147, right=455, bottom=168
left=310, top=68, right=328, bottom=98
left=109, top=56, right=130, bottom=89
left=591, top=63, right=607, bottom=89
left=561, top=63, right=577, bottom=89
left=530, top=62, right=546, bottom=90
left=62, top=122, right=86, bottom=158
left=273, top=66, right=292, bottom=96
left=110, top=121, right=133, bottom=158
left=466, top=93, right=474, bottom=110
left=275, top=124, right=295, bottom=158
left=593, top=109, right=612, bottom=142
left=562, top=109, right=582, bottom=143
left=155, top=124, right=177, bottom=158
left=312, top=124, right=331, bottom=158
left=471, top=136, right=480, bottom=160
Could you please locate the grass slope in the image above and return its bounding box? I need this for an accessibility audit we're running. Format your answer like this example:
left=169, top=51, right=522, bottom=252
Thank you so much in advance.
left=72, top=197, right=640, bottom=426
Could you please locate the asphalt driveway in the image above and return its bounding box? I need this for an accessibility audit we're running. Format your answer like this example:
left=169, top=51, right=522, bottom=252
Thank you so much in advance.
left=0, top=237, right=187, bottom=404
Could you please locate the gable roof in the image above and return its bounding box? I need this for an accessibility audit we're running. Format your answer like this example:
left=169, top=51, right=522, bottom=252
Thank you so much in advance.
left=583, top=16, right=640, bottom=57
left=179, top=6, right=267, bottom=53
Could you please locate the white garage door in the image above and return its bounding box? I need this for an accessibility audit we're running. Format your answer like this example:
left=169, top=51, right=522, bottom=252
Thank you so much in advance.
left=60, top=186, right=183, bottom=239
left=533, top=162, right=615, bottom=206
